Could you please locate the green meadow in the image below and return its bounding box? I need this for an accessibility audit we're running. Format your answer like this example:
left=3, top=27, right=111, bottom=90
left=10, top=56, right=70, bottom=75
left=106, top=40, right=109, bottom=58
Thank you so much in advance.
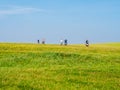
left=0, top=43, right=120, bottom=90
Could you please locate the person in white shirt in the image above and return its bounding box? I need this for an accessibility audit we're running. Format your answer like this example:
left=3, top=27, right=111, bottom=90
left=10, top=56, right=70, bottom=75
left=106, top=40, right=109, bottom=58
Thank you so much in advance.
left=60, top=39, right=63, bottom=45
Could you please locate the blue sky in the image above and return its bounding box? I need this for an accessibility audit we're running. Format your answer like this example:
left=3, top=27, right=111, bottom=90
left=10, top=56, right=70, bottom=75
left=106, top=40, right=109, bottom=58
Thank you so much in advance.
left=0, top=0, right=120, bottom=44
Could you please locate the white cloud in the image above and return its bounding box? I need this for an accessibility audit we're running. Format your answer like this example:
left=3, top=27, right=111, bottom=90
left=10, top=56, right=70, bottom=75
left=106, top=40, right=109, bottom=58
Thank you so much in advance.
left=0, top=5, right=44, bottom=15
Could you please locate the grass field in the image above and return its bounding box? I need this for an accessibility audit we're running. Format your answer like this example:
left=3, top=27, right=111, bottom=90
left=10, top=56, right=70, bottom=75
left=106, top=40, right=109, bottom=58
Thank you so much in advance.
left=0, top=43, right=120, bottom=90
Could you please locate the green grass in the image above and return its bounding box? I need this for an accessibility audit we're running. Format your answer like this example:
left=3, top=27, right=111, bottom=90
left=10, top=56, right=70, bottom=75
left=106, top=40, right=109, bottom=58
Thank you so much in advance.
left=0, top=43, right=120, bottom=90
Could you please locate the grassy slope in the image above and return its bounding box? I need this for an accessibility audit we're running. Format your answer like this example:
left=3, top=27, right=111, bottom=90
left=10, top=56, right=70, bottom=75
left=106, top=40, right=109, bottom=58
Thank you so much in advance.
left=0, top=43, right=120, bottom=90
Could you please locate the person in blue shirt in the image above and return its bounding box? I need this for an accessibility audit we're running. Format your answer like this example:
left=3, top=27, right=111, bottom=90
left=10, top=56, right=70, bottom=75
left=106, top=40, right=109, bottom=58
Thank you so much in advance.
left=37, top=40, right=40, bottom=44
left=85, top=40, right=89, bottom=47
left=64, top=39, right=68, bottom=46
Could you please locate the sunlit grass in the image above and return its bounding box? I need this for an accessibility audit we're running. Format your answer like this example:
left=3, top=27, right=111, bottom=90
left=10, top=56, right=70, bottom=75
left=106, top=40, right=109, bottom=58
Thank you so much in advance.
left=0, top=43, right=120, bottom=90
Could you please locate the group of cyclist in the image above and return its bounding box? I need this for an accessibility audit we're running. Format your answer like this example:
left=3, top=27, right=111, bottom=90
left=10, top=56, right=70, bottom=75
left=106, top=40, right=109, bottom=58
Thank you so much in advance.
left=37, top=39, right=89, bottom=47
